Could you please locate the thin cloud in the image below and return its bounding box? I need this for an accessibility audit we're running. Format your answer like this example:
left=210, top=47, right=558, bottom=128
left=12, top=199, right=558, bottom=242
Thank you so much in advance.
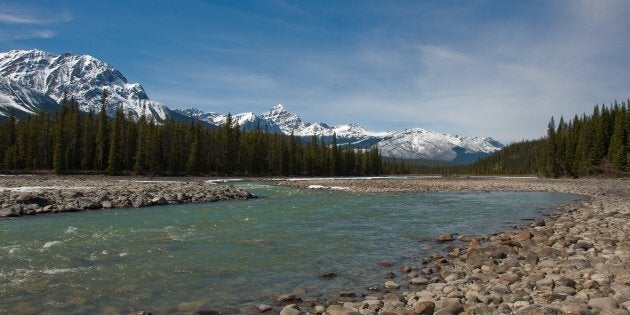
left=0, top=5, right=72, bottom=24
left=0, top=29, right=56, bottom=41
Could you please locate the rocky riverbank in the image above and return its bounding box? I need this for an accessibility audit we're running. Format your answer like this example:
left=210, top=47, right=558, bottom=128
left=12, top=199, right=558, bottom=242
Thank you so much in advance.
left=270, top=177, right=630, bottom=315
left=0, top=175, right=256, bottom=218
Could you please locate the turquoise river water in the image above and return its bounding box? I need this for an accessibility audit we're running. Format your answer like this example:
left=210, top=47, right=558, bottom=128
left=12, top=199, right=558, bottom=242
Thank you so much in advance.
left=0, top=181, right=581, bottom=314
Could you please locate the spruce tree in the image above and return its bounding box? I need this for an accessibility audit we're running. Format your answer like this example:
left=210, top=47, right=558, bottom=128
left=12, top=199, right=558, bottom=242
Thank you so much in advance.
left=106, top=107, right=123, bottom=175
left=95, top=90, right=109, bottom=171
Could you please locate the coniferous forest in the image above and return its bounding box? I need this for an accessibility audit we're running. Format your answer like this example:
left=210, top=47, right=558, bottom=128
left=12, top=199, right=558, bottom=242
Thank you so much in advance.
left=0, top=95, right=383, bottom=176
left=1, top=96, right=628, bottom=178
left=460, top=100, right=630, bottom=177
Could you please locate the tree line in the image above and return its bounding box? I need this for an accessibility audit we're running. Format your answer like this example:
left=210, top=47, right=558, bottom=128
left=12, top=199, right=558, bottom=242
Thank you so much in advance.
left=0, top=94, right=383, bottom=176
left=371, top=99, right=629, bottom=178
left=436, top=100, right=629, bottom=177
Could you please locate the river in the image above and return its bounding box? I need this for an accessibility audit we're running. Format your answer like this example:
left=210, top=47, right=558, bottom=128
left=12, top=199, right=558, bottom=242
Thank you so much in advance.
left=0, top=181, right=581, bottom=314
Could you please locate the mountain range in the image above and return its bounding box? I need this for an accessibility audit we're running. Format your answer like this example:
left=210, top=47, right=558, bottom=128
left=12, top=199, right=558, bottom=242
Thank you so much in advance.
left=176, top=104, right=503, bottom=164
left=0, top=49, right=503, bottom=163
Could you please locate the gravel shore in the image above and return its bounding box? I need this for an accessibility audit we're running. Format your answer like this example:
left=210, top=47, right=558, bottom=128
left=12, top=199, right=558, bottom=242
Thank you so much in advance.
left=273, top=177, right=630, bottom=315
left=0, top=175, right=255, bottom=218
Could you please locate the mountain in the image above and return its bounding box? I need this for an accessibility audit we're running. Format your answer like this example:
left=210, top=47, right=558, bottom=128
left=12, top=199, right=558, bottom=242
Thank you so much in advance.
left=377, top=128, right=504, bottom=164
left=0, top=77, right=59, bottom=118
left=0, top=49, right=503, bottom=163
left=177, top=104, right=504, bottom=163
left=0, top=49, right=188, bottom=121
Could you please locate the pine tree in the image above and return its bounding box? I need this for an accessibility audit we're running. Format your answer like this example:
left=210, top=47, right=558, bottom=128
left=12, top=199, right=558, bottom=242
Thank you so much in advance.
left=609, top=111, right=628, bottom=171
left=106, top=107, right=123, bottom=175
left=95, top=90, right=109, bottom=171
left=52, top=113, right=65, bottom=175
left=544, top=117, right=559, bottom=177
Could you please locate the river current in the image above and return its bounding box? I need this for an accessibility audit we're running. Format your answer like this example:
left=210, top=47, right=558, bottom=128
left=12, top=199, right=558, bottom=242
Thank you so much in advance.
left=0, top=181, right=581, bottom=314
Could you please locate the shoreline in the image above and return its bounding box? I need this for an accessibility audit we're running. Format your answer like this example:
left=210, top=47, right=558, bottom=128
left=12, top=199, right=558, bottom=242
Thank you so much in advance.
left=272, top=177, right=629, bottom=314
left=0, top=175, right=256, bottom=218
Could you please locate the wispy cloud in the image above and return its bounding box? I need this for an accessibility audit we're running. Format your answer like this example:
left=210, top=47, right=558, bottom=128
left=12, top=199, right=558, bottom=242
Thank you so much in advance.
left=0, top=4, right=71, bottom=42
left=0, top=5, right=72, bottom=25
left=0, top=29, right=56, bottom=41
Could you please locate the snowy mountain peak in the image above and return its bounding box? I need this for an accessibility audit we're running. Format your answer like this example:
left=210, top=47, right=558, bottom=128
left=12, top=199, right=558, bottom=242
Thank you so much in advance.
left=270, top=103, right=286, bottom=112
left=261, top=104, right=305, bottom=134
left=0, top=49, right=171, bottom=121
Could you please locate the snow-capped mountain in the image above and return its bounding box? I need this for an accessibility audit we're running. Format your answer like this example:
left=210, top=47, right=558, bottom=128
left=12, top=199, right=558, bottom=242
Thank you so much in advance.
left=377, top=128, right=504, bottom=164
left=178, top=108, right=283, bottom=133
left=178, top=104, right=504, bottom=163
left=0, top=49, right=183, bottom=121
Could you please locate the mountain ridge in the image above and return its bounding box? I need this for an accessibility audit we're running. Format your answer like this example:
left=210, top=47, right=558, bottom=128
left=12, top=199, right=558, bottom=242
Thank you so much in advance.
left=0, top=49, right=184, bottom=121
left=0, top=49, right=503, bottom=164
left=175, top=105, right=504, bottom=163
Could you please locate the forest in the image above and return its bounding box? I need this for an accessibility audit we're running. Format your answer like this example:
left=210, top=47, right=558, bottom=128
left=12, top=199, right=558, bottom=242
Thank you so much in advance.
left=0, top=94, right=383, bottom=176
left=1, top=95, right=628, bottom=178
left=399, top=100, right=629, bottom=177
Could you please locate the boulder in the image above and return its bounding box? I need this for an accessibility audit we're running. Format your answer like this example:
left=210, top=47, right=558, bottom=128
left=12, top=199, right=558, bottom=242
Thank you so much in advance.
left=151, top=196, right=168, bottom=205
left=385, top=281, right=400, bottom=289
left=438, top=298, right=463, bottom=314
left=513, top=230, right=533, bottom=242
left=326, top=304, right=360, bottom=315
left=409, top=277, right=430, bottom=285
left=575, top=240, right=593, bottom=250
left=436, top=234, right=454, bottom=242
left=515, top=304, right=566, bottom=315
left=274, top=293, right=301, bottom=303
left=76, top=198, right=99, bottom=210
left=132, top=196, right=144, bottom=208
left=15, top=194, right=50, bottom=206
left=279, top=305, right=300, bottom=315
left=587, top=297, right=617, bottom=311
left=0, top=206, right=21, bottom=217
left=256, top=304, right=273, bottom=313
left=466, top=244, right=517, bottom=268
left=101, top=200, right=113, bottom=209
left=412, top=301, right=435, bottom=315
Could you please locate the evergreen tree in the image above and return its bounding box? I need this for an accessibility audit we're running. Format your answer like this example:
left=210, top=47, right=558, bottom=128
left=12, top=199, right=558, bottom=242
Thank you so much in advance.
left=544, top=117, right=559, bottom=177
left=609, top=111, right=628, bottom=171
left=95, top=90, right=109, bottom=170
left=106, top=107, right=123, bottom=175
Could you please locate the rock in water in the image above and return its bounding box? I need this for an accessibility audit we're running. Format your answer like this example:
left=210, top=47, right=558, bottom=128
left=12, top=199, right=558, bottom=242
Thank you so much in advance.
left=385, top=281, right=400, bottom=289
left=436, top=233, right=454, bottom=242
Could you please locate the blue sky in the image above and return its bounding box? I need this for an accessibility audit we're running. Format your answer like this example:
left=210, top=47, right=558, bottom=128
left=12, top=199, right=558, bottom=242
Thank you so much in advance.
left=1, top=0, right=629, bottom=143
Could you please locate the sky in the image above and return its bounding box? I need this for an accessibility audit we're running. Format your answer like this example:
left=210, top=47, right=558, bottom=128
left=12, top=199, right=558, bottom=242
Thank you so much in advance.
left=1, top=0, right=629, bottom=143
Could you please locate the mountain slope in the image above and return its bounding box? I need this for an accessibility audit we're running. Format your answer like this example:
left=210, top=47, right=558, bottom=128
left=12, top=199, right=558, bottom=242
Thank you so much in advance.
left=0, top=78, right=58, bottom=118
left=0, top=49, right=174, bottom=120
left=178, top=104, right=504, bottom=163
left=376, top=128, right=504, bottom=164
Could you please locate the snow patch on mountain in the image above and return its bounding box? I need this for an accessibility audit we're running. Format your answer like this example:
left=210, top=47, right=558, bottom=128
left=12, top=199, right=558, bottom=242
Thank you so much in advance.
left=376, top=128, right=502, bottom=161
left=0, top=77, right=58, bottom=118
